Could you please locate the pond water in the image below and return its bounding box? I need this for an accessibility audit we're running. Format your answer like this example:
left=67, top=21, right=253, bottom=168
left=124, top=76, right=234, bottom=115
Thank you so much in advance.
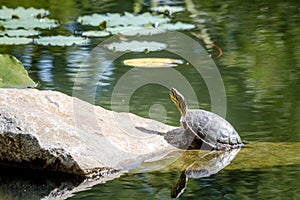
left=1, top=0, right=300, bottom=199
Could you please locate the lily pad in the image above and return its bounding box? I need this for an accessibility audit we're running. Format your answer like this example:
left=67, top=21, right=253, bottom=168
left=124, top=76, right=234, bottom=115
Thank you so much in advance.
left=150, top=6, right=185, bottom=14
left=77, top=12, right=170, bottom=27
left=105, top=40, right=167, bottom=52
left=123, top=58, right=184, bottom=67
left=77, top=13, right=115, bottom=26
left=34, top=36, right=89, bottom=46
left=1, top=18, right=59, bottom=29
left=0, top=29, right=40, bottom=37
left=107, top=26, right=166, bottom=36
left=0, top=36, right=32, bottom=45
left=82, top=30, right=110, bottom=37
left=0, top=54, right=36, bottom=88
left=0, top=6, right=50, bottom=19
left=159, top=22, right=196, bottom=30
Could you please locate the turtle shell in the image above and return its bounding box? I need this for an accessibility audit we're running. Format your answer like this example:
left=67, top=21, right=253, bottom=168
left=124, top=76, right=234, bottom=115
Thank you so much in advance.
left=183, top=109, right=242, bottom=150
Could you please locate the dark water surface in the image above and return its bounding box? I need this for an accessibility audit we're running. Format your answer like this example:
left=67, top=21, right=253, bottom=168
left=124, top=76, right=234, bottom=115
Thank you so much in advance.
left=1, top=0, right=300, bottom=199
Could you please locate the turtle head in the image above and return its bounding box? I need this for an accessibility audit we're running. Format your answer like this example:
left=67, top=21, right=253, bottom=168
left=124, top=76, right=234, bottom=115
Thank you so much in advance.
left=169, top=88, right=187, bottom=117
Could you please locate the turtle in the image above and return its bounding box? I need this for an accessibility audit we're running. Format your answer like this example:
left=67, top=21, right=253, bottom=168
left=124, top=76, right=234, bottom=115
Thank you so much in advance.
left=169, top=87, right=243, bottom=150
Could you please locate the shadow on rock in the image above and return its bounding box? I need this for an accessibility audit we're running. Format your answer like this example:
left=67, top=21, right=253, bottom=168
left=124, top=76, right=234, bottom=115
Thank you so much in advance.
left=136, top=126, right=212, bottom=150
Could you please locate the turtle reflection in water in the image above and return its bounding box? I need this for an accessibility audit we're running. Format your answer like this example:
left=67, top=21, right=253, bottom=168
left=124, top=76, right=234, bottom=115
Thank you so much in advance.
left=169, top=88, right=243, bottom=198
left=169, top=88, right=243, bottom=150
left=171, top=148, right=241, bottom=198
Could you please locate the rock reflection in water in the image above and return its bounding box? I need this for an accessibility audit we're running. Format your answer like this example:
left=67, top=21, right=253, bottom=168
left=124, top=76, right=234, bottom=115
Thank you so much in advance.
left=0, top=165, right=84, bottom=200
left=0, top=164, right=123, bottom=200
left=171, top=148, right=241, bottom=198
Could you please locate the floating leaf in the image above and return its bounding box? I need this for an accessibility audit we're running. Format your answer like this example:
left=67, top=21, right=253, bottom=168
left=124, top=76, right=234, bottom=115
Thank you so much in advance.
left=0, top=54, right=36, bottom=88
left=77, top=13, right=117, bottom=26
left=82, top=30, right=110, bottom=37
left=0, top=6, right=50, bottom=19
left=0, top=29, right=40, bottom=37
left=112, top=12, right=170, bottom=27
left=0, top=36, right=32, bottom=45
left=77, top=12, right=170, bottom=27
left=159, top=22, right=196, bottom=30
left=105, top=41, right=167, bottom=52
left=107, top=26, right=166, bottom=36
left=34, top=36, right=89, bottom=46
left=150, top=6, right=185, bottom=14
left=1, top=18, right=59, bottom=29
left=123, top=58, right=184, bottom=67
left=106, top=26, right=141, bottom=35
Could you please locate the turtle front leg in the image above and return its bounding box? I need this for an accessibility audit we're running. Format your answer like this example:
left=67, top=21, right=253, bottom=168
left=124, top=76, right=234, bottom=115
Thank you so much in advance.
left=180, top=117, right=188, bottom=129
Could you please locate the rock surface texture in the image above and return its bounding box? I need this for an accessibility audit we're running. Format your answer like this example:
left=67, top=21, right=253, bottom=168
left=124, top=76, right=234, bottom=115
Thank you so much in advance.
left=0, top=88, right=179, bottom=177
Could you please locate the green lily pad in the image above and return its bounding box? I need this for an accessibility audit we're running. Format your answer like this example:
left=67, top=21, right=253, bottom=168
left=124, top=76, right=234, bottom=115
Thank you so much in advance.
left=77, top=12, right=170, bottom=27
left=34, top=36, right=89, bottom=46
left=0, top=6, right=50, bottom=19
left=0, top=54, right=36, bottom=88
left=82, top=30, right=110, bottom=37
left=0, top=29, right=40, bottom=37
left=105, top=40, right=167, bottom=52
left=113, top=12, right=170, bottom=27
left=1, top=18, right=59, bottom=29
left=107, top=26, right=166, bottom=36
left=77, top=13, right=117, bottom=26
left=150, top=6, right=185, bottom=14
left=0, top=36, right=32, bottom=45
left=159, top=22, right=196, bottom=30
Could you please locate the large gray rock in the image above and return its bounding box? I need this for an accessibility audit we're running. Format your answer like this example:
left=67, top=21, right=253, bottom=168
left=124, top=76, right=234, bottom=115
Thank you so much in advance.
left=0, top=88, right=182, bottom=177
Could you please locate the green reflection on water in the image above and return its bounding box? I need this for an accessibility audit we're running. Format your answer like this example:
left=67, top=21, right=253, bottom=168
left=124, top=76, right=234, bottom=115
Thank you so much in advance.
left=69, top=164, right=300, bottom=200
left=0, top=0, right=299, bottom=199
